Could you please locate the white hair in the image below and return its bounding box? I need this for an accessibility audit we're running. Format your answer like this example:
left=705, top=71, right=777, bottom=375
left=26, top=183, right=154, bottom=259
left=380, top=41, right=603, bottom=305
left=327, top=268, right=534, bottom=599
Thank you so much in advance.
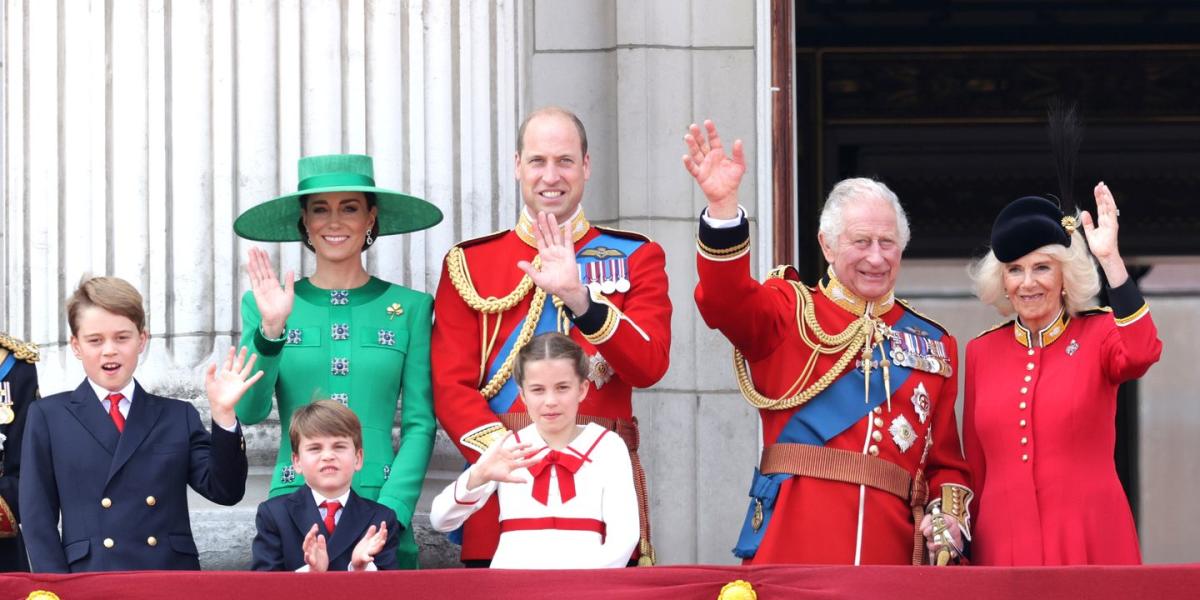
left=967, top=230, right=1101, bottom=317
left=819, top=178, right=911, bottom=251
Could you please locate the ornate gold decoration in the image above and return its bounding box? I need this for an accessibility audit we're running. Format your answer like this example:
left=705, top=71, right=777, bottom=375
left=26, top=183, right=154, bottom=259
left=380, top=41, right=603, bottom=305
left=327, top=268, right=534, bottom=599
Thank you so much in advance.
left=459, top=422, right=510, bottom=454
left=446, top=247, right=538, bottom=315
left=386, top=303, right=404, bottom=319
left=0, top=333, right=39, bottom=362
left=734, top=282, right=882, bottom=411
left=26, top=592, right=61, bottom=600
left=717, top=580, right=757, bottom=600
left=479, top=287, right=547, bottom=400
left=1061, top=214, right=1079, bottom=236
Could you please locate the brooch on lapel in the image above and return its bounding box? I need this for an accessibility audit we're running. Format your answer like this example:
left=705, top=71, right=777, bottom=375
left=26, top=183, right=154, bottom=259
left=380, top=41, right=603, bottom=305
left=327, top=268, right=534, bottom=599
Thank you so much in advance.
left=1066, top=339, right=1079, bottom=356
left=281, top=465, right=297, bottom=484
left=889, top=415, right=917, bottom=453
left=387, top=303, right=404, bottom=319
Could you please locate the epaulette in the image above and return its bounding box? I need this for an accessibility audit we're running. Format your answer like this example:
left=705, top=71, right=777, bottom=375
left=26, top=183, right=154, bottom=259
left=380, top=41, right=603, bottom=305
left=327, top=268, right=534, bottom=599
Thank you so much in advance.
left=0, top=333, right=39, bottom=363
left=1077, top=306, right=1113, bottom=317
left=765, top=264, right=800, bottom=281
left=452, top=229, right=508, bottom=250
left=975, top=320, right=1014, bottom=339
left=594, top=225, right=652, bottom=243
left=895, top=298, right=949, bottom=335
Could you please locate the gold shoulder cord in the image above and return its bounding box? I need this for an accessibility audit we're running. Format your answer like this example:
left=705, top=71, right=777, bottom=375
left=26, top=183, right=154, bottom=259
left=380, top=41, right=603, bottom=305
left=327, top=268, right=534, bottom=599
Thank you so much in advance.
left=446, top=246, right=545, bottom=400
left=733, top=282, right=878, bottom=410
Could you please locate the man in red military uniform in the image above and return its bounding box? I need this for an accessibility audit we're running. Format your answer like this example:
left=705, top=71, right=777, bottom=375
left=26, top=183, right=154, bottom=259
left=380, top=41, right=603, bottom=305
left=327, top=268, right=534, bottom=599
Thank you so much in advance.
left=432, top=106, right=671, bottom=566
left=683, top=120, right=972, bottom=565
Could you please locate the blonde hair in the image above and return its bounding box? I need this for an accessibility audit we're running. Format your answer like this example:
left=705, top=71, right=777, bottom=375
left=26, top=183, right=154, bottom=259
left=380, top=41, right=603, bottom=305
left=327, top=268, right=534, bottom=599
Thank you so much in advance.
left=67, top=276, right=147, bottom=336
left=968, top=230, right=1100, bottom=317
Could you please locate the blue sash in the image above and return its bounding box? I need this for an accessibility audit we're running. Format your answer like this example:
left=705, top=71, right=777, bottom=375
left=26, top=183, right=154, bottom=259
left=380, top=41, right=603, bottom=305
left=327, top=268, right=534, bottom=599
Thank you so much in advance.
left=0, top=354, right=15, bottom=380
left=483, top=232, right=645, bottom=415
left=733, top=307, right=945, bottom=559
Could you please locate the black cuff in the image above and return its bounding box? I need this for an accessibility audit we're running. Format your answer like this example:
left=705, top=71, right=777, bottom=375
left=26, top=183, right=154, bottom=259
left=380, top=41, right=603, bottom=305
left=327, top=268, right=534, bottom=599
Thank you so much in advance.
left=1107, top=278, right=1146, bottom=319
left=697, top=209, right=750, bottom=250
left=253, top=327, right=286, bottom=357
left=569, top=297, right=609, bottom=335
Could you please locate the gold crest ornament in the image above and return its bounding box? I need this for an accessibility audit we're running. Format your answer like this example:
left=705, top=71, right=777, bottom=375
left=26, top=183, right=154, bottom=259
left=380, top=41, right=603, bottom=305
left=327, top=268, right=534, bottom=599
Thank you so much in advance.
left=717, top=580, right=757, bottom=600
left=1061, top=215, right=1078, bottom=236
left=27, top=591, right=62, bottom=600
left=386, top=303, right=404, bottom=319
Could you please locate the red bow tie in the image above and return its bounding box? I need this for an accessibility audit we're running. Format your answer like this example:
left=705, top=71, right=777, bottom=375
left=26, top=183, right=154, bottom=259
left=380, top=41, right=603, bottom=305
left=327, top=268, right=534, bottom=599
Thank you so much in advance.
left=527, top=449, right=585, bottom=506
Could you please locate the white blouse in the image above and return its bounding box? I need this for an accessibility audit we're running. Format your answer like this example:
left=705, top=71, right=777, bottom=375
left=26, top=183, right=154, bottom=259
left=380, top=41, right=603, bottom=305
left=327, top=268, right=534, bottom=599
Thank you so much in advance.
left=430, top=422, right=639, bottom=569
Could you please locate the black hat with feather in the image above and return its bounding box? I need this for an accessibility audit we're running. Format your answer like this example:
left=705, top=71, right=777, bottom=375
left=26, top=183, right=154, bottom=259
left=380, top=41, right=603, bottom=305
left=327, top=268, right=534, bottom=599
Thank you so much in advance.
left=990, top=101, right=1084, bottom=262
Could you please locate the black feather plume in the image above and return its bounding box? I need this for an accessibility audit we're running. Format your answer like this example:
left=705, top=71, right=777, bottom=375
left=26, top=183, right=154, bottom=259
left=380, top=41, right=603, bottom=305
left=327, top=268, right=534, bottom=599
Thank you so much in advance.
left=1047, top=99, right=1084, bottom=216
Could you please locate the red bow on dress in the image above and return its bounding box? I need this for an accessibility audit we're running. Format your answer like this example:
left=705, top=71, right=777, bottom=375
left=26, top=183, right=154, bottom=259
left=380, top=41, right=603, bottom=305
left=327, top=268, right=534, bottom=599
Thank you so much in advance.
left=527, top=449, right=585, bottom=506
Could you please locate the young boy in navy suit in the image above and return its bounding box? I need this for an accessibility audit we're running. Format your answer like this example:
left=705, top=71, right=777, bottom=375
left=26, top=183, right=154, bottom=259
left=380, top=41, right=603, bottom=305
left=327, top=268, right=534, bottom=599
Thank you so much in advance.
left=251, top=400, right=399, bottom=571
left=19, top=276, right=258, bottom=572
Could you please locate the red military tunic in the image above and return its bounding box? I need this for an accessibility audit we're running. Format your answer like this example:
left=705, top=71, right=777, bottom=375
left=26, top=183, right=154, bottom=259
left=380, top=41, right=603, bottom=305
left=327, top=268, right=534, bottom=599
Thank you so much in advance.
left=963, top=280, right=1161, bottom=565
left=432, top=208, right=672, bottom=562
left=694, top=216, right=972, bottom=565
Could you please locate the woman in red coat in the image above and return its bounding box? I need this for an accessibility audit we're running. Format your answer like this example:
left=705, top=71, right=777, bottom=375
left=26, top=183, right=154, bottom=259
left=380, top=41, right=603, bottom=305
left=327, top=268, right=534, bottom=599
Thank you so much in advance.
left=963, top=183, right=1161, bottom=565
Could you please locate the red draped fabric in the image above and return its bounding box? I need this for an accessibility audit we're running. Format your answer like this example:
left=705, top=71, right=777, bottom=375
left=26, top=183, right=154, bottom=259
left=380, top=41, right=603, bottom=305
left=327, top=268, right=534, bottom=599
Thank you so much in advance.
left=2, top=565, right=1197, bottom=600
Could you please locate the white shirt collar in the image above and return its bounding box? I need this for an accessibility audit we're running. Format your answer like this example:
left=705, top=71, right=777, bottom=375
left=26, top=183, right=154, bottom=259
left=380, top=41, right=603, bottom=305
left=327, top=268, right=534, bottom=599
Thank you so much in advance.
left=311, top=487, right=352, bottom=510
left=87, top=378, right=137, bottom=406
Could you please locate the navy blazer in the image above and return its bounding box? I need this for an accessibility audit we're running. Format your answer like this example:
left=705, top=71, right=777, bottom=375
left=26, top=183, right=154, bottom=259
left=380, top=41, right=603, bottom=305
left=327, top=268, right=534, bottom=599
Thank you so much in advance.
left=19, top=380, right=247, bottom=572
left=251, top=486, right=400, bottom=571
left=0, top=356, right=39, bottom=571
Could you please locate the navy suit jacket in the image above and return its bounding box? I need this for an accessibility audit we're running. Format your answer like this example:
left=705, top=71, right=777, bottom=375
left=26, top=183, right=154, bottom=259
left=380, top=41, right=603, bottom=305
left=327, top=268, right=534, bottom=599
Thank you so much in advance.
left=251, top=486, right=400, bottom=571
left=19, top=380, right=247, bottom=572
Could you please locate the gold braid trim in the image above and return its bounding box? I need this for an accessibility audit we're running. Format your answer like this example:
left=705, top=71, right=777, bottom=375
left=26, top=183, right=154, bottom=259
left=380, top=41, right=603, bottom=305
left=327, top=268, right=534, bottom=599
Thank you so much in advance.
left=446, top=246, right=539, bottom=314
left=479, top=286, right=548, bottom=400
left=734, top=282, right=878, bottom=410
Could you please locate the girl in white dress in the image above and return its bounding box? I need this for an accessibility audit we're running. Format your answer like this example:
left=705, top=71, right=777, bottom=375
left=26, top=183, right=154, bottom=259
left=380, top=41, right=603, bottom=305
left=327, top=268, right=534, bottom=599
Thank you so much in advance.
left=430, top=332, right=639, bottom=569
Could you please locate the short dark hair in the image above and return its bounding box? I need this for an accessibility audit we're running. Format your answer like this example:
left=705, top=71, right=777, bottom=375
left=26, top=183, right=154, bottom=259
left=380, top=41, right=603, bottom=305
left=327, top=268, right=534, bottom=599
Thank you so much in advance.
left=67, top=276, right=147, bottom=336
left=514, top=332, right=589, bottom=386
left=289, top=400, right=364, bottom=452
left=516, top=106, right=589, bottom=158
left=297, top=192, right=379, bottom=252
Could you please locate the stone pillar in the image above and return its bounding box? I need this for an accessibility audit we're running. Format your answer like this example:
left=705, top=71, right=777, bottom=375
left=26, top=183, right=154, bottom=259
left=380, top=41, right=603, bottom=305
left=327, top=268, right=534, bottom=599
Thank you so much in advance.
left=525, top=0, right=765, bottom=564
left=2, top=0, right=522, bottom=569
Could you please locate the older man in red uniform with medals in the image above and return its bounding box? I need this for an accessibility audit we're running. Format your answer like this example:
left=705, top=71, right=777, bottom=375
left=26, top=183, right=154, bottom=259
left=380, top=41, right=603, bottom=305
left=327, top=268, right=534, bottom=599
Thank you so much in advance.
left=432, top=106, right=672, bottom=566
left=683, top=120, right=972, bottom=565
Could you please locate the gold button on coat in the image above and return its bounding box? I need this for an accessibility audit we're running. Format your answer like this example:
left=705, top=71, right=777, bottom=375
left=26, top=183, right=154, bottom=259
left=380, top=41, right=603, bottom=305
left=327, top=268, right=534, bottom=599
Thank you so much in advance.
left=871, top=431, right=883, bottom=442
left=146, top=496, right=157, bottom=506
left=1019, top=419, right=1027, bottom=428
left=1024, top=375, right=1032, bottom=382
left=147, top=536, right=158, bottom=547
left=1021, top=454, right=1029, bottom=462
left=872, top=407, right=882, bottom=414
left=873, top=418, right=884, bottom=428
left=1027, top=349, right=1035, bottom=356
left=1019, top=401, right=1027, bottom=410
left=868, top=445, right=879, bottom=456
left=103, top=538, right=115, bottom=549
left=1026, top=362, right=1035, bottom=370
left=1021, top=437, right=1028, bottom=445
left=101, top=498, right=112, bottom=509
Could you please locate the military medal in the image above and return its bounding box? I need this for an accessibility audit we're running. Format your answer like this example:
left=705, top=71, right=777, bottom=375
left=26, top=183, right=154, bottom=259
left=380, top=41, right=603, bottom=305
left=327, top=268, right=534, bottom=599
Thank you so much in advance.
left=584, top=262, right=604, bottom=295
left=889, top=414, right=917, bottom=452
left=0, top=382, right=13, bottom=425
left=910, top=382, right=931, bottom=424
left=601, top=260, right=618, bottom=294
left=615, top=258, right=631, bottom=293
left=889, top=330, right=953, bottom=377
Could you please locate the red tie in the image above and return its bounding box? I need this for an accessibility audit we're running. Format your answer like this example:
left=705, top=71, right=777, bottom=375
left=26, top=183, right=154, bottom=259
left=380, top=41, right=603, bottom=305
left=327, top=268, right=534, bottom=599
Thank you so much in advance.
left=320, top=500, right=341, bottom=535
left=107, top=393, right=126, bottom=433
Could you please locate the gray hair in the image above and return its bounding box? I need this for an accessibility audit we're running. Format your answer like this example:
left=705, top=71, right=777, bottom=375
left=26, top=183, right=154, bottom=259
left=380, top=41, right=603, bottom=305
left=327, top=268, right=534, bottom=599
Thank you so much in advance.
left=967, top=230, right=1101, bottom=317
left=818, top=178, right=911, bottom=251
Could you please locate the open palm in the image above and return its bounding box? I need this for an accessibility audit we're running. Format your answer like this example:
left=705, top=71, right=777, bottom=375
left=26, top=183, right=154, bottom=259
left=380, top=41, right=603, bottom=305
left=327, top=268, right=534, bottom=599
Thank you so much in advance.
left=682, top=120, right=746, bottom=217
left=246, top=247, right=294, bottom=336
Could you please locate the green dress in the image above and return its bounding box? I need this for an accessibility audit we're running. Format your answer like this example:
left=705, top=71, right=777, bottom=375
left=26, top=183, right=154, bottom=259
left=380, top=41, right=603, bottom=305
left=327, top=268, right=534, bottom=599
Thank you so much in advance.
left=238, top=277, right=434, bottom=569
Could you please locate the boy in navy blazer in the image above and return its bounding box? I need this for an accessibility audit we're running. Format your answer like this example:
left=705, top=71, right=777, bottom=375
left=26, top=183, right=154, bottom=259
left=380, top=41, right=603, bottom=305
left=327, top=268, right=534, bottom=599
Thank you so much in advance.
left=251, top=400, right=399, bottom=571
left=19, top=276, right=259, bottom=572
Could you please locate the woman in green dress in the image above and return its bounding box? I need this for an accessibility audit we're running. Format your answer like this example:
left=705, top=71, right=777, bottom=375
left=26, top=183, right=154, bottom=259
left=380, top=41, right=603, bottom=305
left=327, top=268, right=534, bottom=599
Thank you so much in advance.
left=233, top=154, right=442, bottom=569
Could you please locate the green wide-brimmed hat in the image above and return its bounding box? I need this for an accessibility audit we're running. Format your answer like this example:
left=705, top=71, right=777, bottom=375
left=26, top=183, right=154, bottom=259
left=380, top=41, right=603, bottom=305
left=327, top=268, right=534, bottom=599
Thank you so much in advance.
left=233, top=154, right=442, bottom=242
